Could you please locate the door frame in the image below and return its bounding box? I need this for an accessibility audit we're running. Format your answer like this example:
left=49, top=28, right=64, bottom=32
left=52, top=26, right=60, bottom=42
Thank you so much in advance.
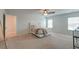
left=3, top=14, right=7, bottom=48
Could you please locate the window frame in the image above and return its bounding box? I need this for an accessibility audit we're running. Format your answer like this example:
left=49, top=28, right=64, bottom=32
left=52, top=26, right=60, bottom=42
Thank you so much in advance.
left=46, top=18, right=53, bottom=29
left=68, top=17, right=79, bottom=31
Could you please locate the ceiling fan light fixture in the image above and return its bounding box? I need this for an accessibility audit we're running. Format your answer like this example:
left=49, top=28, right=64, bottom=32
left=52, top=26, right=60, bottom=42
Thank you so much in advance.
left=43, top=9, right=48, bottom=16
left=44, top=13, right=48, bottom=16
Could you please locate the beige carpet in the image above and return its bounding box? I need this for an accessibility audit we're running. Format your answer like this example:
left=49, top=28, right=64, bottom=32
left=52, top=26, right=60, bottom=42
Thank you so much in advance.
left=4, top=33, right=73, bottom=49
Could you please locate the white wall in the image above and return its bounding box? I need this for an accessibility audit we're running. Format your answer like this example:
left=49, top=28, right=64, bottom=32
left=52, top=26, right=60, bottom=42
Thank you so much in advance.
left=5, top=9, right=46, bottom=35
left=0, top=9, right=5, bottom=29
left=5, top=9, right=79, bottom=36
left=51, top=11, right=79, bottom=35
left=0, top=9, right=5, bottom=41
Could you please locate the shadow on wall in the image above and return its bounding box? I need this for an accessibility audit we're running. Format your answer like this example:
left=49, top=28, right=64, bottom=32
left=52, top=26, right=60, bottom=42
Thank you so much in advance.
left=0, top=21, right=4, bottom=41
left=0, top=21, right=6, bottom=49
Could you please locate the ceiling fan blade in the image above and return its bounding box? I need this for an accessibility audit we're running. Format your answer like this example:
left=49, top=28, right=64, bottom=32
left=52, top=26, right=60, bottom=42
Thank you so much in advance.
left=48, top=12, right=55, bottom=14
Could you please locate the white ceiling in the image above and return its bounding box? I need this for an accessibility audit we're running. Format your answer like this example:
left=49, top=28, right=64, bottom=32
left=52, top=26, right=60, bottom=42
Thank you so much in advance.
left=48, top=9, right=79, bottom=15
left=5, top=9, right=79, bottom=16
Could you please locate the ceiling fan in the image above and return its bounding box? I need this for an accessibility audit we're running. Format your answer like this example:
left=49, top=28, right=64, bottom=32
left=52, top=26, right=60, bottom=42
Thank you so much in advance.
left=42, top=9, right=55, bottom=16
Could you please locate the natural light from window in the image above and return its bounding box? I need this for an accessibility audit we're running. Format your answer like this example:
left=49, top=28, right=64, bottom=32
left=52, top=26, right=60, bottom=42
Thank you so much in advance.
left=68, top=17, right=79, bottom=30
left=47, top=19, right=53, bottom=28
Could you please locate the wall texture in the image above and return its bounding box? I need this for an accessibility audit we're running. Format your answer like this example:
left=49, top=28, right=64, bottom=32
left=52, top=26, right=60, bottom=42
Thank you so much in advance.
left=0, top=9, right=5, bottom=29
left=5, top=9, right=46, bottom=35
left=5, top=9, right=79, bottom=35
left=0, top=9, right=5, bottom=41
left=52, top=11, right=79, bottom=35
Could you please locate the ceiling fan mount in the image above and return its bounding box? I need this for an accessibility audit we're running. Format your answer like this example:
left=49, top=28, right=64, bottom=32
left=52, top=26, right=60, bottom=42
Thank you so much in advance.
left=42, top=9, right=55, bottom=16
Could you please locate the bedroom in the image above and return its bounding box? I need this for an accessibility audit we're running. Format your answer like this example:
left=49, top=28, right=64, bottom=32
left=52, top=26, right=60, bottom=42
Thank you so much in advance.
left=0, top=9, right=79, bottom=49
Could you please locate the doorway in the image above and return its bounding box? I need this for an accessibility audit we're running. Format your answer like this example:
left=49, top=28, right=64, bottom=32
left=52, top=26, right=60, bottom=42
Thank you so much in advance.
left=5, top=15, right=16, bottom=39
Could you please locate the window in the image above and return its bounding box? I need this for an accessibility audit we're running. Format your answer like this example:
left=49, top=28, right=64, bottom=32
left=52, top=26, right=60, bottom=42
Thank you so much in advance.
left=68, top=17, right=79, bottom=30
left=47, top=19, right=53, bottom=28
